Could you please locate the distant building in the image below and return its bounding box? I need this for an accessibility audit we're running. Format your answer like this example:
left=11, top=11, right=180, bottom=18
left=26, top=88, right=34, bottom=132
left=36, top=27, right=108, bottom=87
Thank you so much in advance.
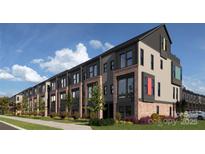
left=182, top=87, right=205, bottom=111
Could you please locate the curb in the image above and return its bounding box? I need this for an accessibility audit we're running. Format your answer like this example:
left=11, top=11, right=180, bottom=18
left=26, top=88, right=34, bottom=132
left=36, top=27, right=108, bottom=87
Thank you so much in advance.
left=0, top=120, right=25, bottom=130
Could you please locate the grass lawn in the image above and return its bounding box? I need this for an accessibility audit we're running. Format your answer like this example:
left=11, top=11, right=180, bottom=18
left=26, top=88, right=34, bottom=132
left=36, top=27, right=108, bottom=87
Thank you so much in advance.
left=15, top=115, right=89, bottom=125
left=92, top=120, right=205, bottom=130
left=0, top=117, right=61, bottom=130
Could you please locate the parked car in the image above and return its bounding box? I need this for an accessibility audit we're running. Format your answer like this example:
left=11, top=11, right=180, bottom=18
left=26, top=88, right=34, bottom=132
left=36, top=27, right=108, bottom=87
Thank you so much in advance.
left=197, top=111, right=205, bottom=120
left=188, top=111, right=205, bottom=120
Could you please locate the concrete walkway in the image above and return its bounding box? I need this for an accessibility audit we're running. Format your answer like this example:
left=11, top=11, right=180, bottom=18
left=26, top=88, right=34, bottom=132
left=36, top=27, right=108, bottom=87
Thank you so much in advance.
left=0, top=115, right=92, bottom=130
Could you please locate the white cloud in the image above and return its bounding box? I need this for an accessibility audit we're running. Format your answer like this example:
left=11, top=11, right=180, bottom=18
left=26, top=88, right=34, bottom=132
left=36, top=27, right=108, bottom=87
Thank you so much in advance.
left=0, top=65, right=47, bottom=83
left=16, top=49, right=23, bottom=53
left=12, top=64, right=47, bottom=83
left=31, top=58, right=44, bottom=64
left=89, top=40, right=114, bottom=51
left=183, top=76, right=205, bottom=95
left=32, top=43, right=90, bottom=73
left=0, top=68, right=15, bottom=80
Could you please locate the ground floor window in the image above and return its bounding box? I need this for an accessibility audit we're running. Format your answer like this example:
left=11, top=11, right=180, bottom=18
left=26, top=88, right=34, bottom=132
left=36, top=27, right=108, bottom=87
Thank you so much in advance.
left=169, top=107, right=172, bottom=117
left=156, top=106, right=159, bottom=114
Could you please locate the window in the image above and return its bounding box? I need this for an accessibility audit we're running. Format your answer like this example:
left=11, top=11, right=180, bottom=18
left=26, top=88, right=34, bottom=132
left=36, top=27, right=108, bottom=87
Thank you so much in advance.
left=175, top=66, right=181, bottom=80
left=103, top=63, right=107, bottom=73
left=51, top=82, right=55, bottom=91
left=110, top=84, right=114, bottom=95
left=51, top=95, right=56, bottom=102
left=72, top=89, right=80, bottom=99
left=17, top=97, right=19, bottom=101
left=103, top=85, right=107, bottom=95
left=89, top=66, right=93, bottom=78
left=151, top=54, right=154, bottom=70
left=140, top=49, right=144, bottom=66
left=120, top=53, right=126, bottom=68
left=94, top=65, right=98, bottom=76
left=110, top=60, right=114, bottom=70
left=161, top=36, right=168, bottom=51
left=126, top=50, right=133, bottom=66
left=143, top=75, right=154, bottom=97
left=42, top=85, right=45, bottom=92
left=160, top=59, right=163, bottom=70
left=156, top=106, right=159, bottom=114
left=73, top=73, right=80, bottom=84
left=158, top=82, right=161, bottom=97
left=127, top=77, right=134, bottom=95
left=169, top=107, right=172, bottom=117
left=118, top=76, right=134, bottom=99
left=173, top=87, right=175, bottom=99
left=118, top=78, right=126, bottom=98
left=176, top=88, right=178, bottom=101
left=60, top=93, right=66, bottom=100
left=88, top=86, right=92, bottom=98
left=61, top=78, right=66, bottom=88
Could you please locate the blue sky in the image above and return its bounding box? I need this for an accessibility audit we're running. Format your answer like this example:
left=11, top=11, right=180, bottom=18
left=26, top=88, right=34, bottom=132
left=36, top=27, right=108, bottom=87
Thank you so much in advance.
left=0, top=23, right=204, bottom=96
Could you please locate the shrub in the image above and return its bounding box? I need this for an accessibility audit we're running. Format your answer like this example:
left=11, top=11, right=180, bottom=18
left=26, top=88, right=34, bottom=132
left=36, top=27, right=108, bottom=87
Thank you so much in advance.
left=49, top=112, right=57, bottom=118
left=59, top=112, right=68, bottom=119
left=124, top=116, right=138, bottom=124
left=90, top=112, right=97, bottom=120
left=73, top=112, right=80, bottom=120
left=39, top=111, right=45, bottom=117
left=33, top=111, right=37, bottom=116
left=115, top=112, right=121, bottom=121
left=151, top=113, right=160, bottom=123
left=139, top=116, right=152, bottom=124
left=89, top=118, right=115, bottom=126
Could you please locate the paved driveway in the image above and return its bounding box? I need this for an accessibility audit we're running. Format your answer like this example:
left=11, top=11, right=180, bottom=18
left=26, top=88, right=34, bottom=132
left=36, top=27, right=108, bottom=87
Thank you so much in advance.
left=0, top=115, right=92, bottom=130
left=0, top=122, right=18, bottom=130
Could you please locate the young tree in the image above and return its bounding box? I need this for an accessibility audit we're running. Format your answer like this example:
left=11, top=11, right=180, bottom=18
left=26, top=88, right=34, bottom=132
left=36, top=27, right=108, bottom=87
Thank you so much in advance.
left=87, top=85, right=105, bottom=119
left=0, top=97, right=9, bottom=114
left=66, top=91, right=73, bottom=116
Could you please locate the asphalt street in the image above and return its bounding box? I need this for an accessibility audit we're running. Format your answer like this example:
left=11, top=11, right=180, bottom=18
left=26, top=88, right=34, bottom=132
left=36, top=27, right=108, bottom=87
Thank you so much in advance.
left=0, top=122, right=18, bottom=130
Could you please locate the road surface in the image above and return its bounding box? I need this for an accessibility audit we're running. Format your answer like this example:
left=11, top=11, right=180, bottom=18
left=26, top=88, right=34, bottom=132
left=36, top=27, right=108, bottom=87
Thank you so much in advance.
left=0, top=122, right=18, bottom=130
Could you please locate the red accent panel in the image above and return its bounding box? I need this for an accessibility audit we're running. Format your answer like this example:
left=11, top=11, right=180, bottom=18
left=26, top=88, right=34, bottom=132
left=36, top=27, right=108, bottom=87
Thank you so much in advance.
left=148, top=77, right=152, bottom=96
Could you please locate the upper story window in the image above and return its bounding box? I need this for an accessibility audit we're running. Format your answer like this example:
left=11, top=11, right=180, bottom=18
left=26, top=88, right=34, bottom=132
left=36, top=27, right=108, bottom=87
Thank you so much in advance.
left=140, top=49, right=144, bottom=66
left=110, top=84, right=114, bottom=95
left=120, top=50, right=133, bottom=68
left=103, top=63, right=107, bottom=73
left=176, top=88, right=178, bottom=101
left=17, top=97, right=19, bottom=101
left=89, top=64, right=98, bottom=78
left=61, top=78, right=66, bottom=88
left=110, top=60, right=114, bottom=70
left=161, top=36, right=168, bottom=51
left=151, top=54, right=154, bottom=70
left=173, top=65, right=182, bottom=81
left=173, top=87, right=175, bottom=99
left=120, top=53, right=126, bottom=68
left=143, top=76, right=155, bottom=96
left=126, top=50, right=133, bottom=66
left=88, top=84, right=97, bottom=99
left=51, top=82, right=56, bottom=91
left=42, top=85, right=45, bottom=92
left=160, top=59, right=163, bottom=70
left=73, top=73, right=80, bottom=84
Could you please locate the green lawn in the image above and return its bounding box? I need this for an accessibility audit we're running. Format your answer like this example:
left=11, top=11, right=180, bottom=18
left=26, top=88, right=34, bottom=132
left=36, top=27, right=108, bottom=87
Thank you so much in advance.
left=15, top=115, right=89, bottom=125
left=0, top=117, right=61, bottom=130
left=92, top=120, right=205, bottom=130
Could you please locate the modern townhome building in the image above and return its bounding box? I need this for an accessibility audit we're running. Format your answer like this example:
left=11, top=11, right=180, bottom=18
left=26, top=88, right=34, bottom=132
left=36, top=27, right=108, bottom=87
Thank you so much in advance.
left=10, top=24, right=182, bottom=119
left=182, top=87, right=205, bottom=111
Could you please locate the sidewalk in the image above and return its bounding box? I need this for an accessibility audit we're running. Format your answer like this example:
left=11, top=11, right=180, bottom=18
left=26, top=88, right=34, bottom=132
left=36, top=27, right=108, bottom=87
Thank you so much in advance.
left=0, top=115, right=92, bottom=130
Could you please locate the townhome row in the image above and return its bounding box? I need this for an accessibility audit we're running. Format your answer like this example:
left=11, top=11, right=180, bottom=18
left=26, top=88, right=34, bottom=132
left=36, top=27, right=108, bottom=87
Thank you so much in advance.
left=10, top=24, right=182, bottom=119
left=182, top=88, right=205, bottom=111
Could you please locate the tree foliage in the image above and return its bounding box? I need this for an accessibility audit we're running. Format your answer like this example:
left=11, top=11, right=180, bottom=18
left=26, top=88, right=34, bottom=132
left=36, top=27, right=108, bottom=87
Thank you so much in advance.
left=0, top=97, right=9, bottom=114
left=66, top=91, right=73, bottom=114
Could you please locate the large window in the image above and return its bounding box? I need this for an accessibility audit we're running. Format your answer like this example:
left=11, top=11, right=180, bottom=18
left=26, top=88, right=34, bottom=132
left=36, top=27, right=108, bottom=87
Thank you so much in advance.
left=60, top=93, right=66, bottom=100
left=120, top=50, right=133, bottom=68
left=72, top=89, right=80, bottom=99
left=89, top=66, right=93, bottom=78
left=140, top=49, right=144, bottom=66
left=94, top=65, right=98, bottom=76
left=51, top=95, right=56, bottom=102
left=118, top=76, right=134, bottom=99
left=143, top=76, right=155, bottom=97
left=51, top=82, right=55, bottom=91
left=172, top=65, right=182, bottom=81
left=88, top=83, right=97, bottom=99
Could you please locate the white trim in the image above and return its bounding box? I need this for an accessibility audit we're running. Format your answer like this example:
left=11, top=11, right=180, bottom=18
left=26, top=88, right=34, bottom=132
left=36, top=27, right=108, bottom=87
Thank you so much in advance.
left=0, top=120, right=25, bottom=130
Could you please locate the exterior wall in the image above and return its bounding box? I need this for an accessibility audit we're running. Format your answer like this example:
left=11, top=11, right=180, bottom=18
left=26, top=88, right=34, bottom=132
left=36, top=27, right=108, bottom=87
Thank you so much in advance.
left=138, top=100, right=174, bottom=119
left=138, top=41, right=181, bottom=103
